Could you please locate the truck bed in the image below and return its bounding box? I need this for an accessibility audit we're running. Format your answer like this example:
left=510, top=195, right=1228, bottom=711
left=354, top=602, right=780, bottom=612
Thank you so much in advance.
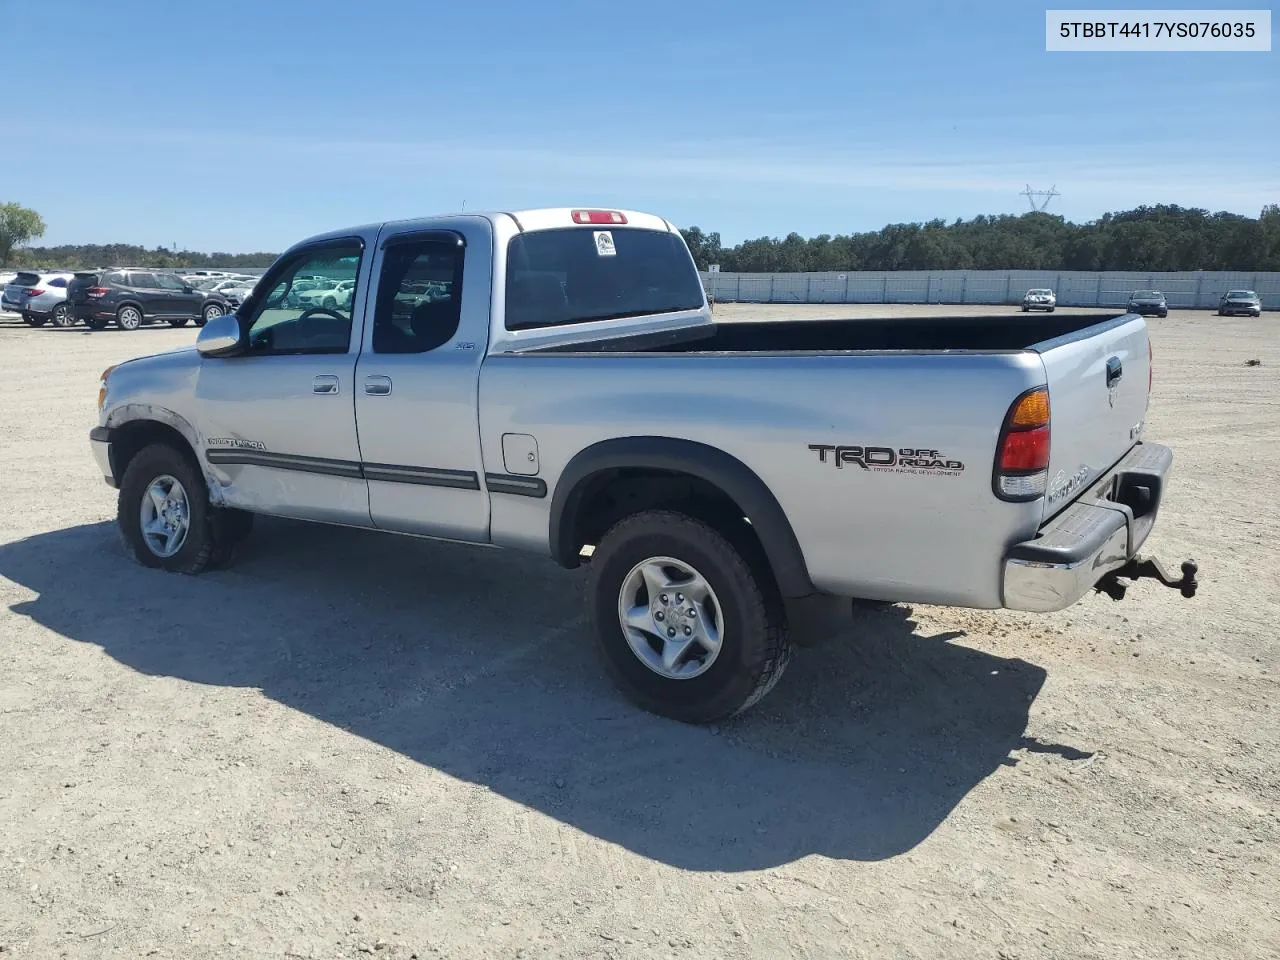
left=537, top=312, right=1128, bottom=355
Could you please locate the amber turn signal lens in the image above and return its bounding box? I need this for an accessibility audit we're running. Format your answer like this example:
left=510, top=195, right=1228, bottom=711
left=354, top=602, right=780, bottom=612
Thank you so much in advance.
left=1008, top=388, right=1050, bottom=429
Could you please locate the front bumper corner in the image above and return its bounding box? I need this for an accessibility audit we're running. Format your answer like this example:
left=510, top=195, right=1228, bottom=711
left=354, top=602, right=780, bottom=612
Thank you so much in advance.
left=89, top=426, right=117, bottom=488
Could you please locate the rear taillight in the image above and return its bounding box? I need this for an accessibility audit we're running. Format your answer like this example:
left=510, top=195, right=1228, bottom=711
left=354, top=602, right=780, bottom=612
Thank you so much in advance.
left=86, top=287, right=109, bottom=298
left=994, top=387, right=1051, bottom=501
left=25, top=288, right=44, bottom=297
left=571, top=209, right=627, bottom=225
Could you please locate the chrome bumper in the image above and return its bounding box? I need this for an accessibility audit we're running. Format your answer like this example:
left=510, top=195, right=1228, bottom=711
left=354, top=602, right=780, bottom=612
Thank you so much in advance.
left=1002, top=442, right=1171, bottom=612
left=90, top=427, right=116, bottom=487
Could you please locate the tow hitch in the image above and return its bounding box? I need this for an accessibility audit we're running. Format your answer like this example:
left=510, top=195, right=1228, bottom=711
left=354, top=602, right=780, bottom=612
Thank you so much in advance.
left=1096, top=557, right=1199, bottom=601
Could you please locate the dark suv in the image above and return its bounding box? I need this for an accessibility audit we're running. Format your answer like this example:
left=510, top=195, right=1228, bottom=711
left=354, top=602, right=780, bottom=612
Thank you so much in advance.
left=68, top=269, right=234, bottom=331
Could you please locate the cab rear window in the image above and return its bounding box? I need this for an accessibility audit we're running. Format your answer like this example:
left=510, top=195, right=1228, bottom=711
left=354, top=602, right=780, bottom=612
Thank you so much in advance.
left=504, top=227, right=704, bottom=330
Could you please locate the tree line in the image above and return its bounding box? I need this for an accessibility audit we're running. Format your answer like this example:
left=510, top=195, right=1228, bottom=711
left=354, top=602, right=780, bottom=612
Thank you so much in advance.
left=6, top=200, right=1278, bottom=273
left=680, top=204, right=1280, bottom=274
left=8, top=242, right=277, bottom=270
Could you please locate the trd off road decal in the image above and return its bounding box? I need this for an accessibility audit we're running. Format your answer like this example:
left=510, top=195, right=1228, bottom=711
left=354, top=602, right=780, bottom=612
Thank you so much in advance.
left=809, top=444, right=965, bottom=477
left=207, top=437, right=267, bottom=451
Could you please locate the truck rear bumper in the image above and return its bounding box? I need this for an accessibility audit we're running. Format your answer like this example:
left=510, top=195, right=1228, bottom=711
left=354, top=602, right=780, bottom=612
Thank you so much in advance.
left=1002, top=442, right=1173, bottom=612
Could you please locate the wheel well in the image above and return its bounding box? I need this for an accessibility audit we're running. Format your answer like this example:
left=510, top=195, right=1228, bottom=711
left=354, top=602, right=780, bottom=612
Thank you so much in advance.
left=110, top=420, right=199, bottom=483
left=116, top=300, right=144, bottom=316
left=565, top=468, right=773, bottom=578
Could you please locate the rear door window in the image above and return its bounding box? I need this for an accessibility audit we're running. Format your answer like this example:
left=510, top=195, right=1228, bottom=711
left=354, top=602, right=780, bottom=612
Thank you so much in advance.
left=130, top=273, right=159, bottom=289
left=372, top=239, right=464, bottom=353
left=504, top=227, right=703, bottom=330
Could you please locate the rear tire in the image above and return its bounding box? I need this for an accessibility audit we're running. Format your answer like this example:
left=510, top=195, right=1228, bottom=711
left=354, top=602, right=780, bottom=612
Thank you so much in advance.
left=116, top=305, right=143, bottom=331
left=588, top=509, right=791, bottom=724
left=202, top=303, right=224, bottom=324
left=51, top=303, right=76, bottom=327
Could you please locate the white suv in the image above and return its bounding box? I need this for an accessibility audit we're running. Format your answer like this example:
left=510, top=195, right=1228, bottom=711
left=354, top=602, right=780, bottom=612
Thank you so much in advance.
left=1, top=270, right=77, bottom=326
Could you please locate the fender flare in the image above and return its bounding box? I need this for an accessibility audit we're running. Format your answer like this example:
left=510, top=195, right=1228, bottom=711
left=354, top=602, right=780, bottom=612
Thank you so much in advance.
left=101, top=405, right=225, bottom=505
left=549, top=436, right=815, bottom=598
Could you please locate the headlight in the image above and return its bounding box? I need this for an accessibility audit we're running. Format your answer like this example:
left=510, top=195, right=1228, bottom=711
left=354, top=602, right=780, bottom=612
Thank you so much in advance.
left=98, top=364, right=117, bottom=411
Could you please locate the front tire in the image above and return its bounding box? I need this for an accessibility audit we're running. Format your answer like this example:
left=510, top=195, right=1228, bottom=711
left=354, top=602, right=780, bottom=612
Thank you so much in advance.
left=116, top=305, right=143, bottom=331
left=588, top=510, right=791, bottom=724
left=117, top=444, right=217, bottom=574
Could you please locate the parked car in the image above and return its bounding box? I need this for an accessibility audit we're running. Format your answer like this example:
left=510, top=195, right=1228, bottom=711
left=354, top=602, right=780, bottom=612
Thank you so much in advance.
left=1021, top=288, right=1056, bottom=312
left=1, top=270, right=76, bottom=326
left=68, top=269, right=232, bottom=330
left=195, top=277, right=257, bottom=308
left=295, top=278, right=356, bottom=309
left=1218, top=290, right=1262, bottom=317
left=90, top=207, right=1197, bottom=724
left=1126, top=291, right=1168, bottom=318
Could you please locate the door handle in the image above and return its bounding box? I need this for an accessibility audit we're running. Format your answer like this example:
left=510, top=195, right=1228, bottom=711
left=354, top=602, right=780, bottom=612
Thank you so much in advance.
left=364, top=375, right=393, bottom=397
left=1105, top=356, right=1123, bottom=388
left=313, top=375, right=340, bottom=395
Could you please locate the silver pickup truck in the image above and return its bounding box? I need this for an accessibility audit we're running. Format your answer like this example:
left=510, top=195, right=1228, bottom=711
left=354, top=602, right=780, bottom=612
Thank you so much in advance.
left=90, top=207, right=1197, bottom=723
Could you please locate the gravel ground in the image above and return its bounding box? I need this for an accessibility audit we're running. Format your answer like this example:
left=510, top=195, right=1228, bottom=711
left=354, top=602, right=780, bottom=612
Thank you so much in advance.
left=0, top=306, right=1277, bottom=959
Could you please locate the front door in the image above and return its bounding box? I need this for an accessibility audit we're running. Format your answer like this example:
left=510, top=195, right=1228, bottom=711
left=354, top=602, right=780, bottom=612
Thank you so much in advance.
left=193, top=238, right=374, bottom=526
left=353, top=227, right=491, bottom=542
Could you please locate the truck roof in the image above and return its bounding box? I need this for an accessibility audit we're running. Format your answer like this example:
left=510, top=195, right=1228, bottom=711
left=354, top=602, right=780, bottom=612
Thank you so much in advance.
left=290, top=208, right=680, bottom=256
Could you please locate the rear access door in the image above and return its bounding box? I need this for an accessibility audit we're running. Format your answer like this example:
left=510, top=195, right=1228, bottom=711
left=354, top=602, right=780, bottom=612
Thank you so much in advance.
left=352, top=219, right=493, bottom=543
left=1034, top=314, right=1151, bottom=521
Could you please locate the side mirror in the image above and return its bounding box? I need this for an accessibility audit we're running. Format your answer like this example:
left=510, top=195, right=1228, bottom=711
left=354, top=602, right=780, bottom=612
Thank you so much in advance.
left=196, top=313, right=244, bottom=357
left=183, top=284, right=194, bottom=294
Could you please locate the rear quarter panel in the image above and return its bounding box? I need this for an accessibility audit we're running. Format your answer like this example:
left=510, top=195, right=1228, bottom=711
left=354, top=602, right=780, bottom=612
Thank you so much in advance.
left=480, top=350, right=1048, bottom=608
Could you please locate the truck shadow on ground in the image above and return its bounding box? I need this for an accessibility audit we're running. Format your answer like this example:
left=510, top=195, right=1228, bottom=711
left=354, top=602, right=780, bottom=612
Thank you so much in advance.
left=0, top=518, right=1084, bottom=870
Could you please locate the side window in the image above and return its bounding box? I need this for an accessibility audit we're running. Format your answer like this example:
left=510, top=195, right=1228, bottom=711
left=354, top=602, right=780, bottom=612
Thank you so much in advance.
left=244, top=243, right=362, bottom=356
left=131, top=272, right=158, bottom=289
left=49, top=277, right=68, bottom=288
left=371, top=239, right=463, bottom=354
left=107, top=272, right=128, bottom=286
left=155, top=274, right=186, bottom=290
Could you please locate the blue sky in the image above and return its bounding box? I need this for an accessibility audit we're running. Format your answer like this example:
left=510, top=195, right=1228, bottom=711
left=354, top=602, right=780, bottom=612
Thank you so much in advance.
left=6, top=0, right=1276, bottom=250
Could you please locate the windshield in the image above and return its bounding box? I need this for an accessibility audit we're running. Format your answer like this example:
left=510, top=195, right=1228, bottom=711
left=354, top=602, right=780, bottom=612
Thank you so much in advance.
left=1028, top=289, right=1051, bottom=295
left=1131, top=291, right=1161, bottom=299
left=1227, top=290, right=1256, bottom=298
left=504, top=227, right=704, bottom=330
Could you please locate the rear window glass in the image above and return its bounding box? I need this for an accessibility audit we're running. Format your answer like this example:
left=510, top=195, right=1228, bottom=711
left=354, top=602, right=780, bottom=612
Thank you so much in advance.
left=73, top=272, right=100, bottom=285
left=504, top=227, right=703, bottom=330
left=14, top=272, right=41, bottom=285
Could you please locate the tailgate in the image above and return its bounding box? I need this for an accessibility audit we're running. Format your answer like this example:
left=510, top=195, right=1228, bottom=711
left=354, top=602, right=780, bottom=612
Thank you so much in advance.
left=1035, top=315, right=1150, bottom=522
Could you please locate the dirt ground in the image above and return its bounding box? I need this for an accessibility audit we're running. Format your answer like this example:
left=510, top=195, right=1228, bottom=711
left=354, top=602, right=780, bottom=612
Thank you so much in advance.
left=1, top=305, right=1277, bottom=959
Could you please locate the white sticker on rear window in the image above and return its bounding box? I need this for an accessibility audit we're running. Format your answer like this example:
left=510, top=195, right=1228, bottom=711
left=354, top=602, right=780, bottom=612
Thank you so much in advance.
left=593, top=231, right=617, bottom=257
